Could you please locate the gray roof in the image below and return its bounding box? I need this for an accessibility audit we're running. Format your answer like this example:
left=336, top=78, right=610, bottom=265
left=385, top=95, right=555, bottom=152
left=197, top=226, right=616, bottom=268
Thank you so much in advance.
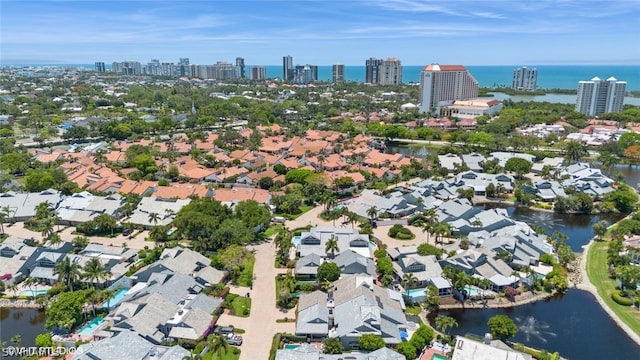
left=295, top=253, right=323, bottom=276
left=275, top=346, right=406, bottom=360
left=451, top=336, right=532, bottom=360
left=0, top=189, right=64, bottom=220
left=334, top=250, right=376, bottom=276
left=73, top=331, right=190, bottom=360
left=297, top=226, right=372, bottom=259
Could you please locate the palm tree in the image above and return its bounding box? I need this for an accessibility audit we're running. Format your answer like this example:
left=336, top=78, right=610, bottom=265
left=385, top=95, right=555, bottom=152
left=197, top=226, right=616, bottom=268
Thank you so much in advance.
left=599, top=152, right=619, bottom=175
left=148, top=212, right=161, bottom=226
left=101, top=288, right=116, bottom=310
left=471, top=220, right=483, bottom=228
left=366, top=206, right=378, bottom=222
left=83, top=257, right=111, bottom=289
left=23, top=277, right=38, bottom=297
left=7, top=283, right=18, bottom=298
left=0, top=208, right=6, bottom=235
left=325, top=235, right=339, bottom=258
left=182, top=352, right=203, bottom=360
left=35, top=201, right=52, bottom=219
left=435, top=315, right=458, bottom=337
left=53, top=256, right=82, bottom=291
left=563, top=140, right=589, bottom=165
left=41, top=216, right=55, bottom=240
left=401, top=273, right=418, bottom=295
left=207, top=334, right=229, bottom=360
left=346, top=211, right=359, bottom=229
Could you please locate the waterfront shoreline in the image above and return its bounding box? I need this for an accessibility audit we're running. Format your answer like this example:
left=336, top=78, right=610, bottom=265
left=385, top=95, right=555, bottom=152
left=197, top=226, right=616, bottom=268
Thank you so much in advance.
left=0, top=298, right=41, bottom=309
left=438, top=291, right=554, bottom=310
left=578, top=239, right=640, bottom=345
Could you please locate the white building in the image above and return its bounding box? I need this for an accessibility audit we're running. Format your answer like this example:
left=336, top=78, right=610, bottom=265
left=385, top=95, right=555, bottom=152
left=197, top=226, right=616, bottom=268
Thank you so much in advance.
left=441, top=99, right=503, bottom=119
left=576, top=76, right=626, bottom=117
left=512, top=66, right=538, bottom=91
left=419, top=64, right=479, bottom=114
left=379, top=58, right=402, bottom=85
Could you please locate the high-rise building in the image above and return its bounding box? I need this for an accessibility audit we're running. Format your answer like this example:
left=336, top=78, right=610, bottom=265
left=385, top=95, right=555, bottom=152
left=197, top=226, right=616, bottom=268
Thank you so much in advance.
left=365, top=57, right=383, bottom=84
left=94, top=62, right=106, bottom=73
left=283, top=55, right=294, bottom=81
left=294, top=65, right=317, bottom=84
left=512, top=66, right=538, bottom=91
left=145, top=59, right=161, bottom=75
left=236, top=57, right=246, bottom=79
left=250, top=66, right=266, bottom=81
left=332, top=63, right=345, bottom=82
left=418, top=64, right=479, bottom=114
left=379, top=58, right=402, bottom=85
left=212, top=61, right=237, bottom=80
left=576, top=77, right=626, bottom=117
left=161, top=62, right=175, bottom=76
left=112, top=61, right=142, bottom=75
left=178, top=58, right=190, bottom=77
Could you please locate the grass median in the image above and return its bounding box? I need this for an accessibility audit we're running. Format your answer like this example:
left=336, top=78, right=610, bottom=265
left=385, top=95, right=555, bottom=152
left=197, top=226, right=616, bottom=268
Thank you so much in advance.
left=586, top=240, right=640, bottom=337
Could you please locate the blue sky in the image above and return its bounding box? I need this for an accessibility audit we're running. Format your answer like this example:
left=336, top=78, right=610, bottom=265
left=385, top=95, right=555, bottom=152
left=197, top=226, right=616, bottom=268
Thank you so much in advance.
left=1, top=0, right=639, bottom=65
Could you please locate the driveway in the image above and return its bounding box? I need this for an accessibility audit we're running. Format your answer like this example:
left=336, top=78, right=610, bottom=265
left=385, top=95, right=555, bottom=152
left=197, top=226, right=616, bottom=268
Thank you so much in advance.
left=216, top=240, right=296, bottom=360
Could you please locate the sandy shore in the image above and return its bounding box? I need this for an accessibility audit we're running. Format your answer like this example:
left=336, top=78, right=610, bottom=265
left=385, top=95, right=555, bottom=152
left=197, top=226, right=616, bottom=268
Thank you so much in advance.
left=578, top=240, right=640, bottom=345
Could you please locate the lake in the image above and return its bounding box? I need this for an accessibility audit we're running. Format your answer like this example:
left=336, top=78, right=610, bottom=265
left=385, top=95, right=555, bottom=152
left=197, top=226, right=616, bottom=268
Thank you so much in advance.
left=434, top=290, right=640, bottom=359
left=0, top=308, right=46, bottom=359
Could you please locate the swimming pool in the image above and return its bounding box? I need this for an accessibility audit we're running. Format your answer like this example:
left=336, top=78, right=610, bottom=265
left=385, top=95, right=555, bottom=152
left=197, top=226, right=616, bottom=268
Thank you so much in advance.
left=101, top=288, right=129, bottom=309
left=293, top=236, right=301, bottom=246
left=77, top=317, right=104, bottom=336
left=18, top=289, right=48, bottom=297
left=405, top=288, right=427, bottom=297
left=432, top=354, right=448, bottom=360
left=283, top=344, right=300, bottom=350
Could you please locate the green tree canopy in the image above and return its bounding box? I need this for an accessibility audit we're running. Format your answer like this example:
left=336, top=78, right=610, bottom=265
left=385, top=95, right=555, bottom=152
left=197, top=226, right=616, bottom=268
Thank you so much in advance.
left=357, top=334, right=385, bottom=351
left=487, top=314, right=518, bottom=341
left=317, top=262, right=341, bottom=283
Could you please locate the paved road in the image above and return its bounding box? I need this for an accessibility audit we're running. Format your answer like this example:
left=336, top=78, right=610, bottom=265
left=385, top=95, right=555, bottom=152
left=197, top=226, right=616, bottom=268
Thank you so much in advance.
left=217, top=240, right=296, bottom=360
left=3, top=222, right=152, bottom=250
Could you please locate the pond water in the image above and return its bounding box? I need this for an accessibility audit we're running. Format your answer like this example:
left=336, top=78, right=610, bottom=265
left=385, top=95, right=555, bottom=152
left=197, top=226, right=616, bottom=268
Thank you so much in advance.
left=481, top=203, right=625, bottom=252
left=0, top=308, right=46, bottom=359
left=434, top=290, right=640, bottom=359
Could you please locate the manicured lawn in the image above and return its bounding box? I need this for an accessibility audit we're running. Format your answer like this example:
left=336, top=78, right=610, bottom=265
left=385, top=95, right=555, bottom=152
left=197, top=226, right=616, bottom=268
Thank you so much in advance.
left=230, top=296, right=251, bottom=317
left=405, top=305, right=422, bottom=316
left=202, top=346, right=241, bottom=360
left=264, top=224, right=285, bottom=238
left=275, top=205, right=314, bottom=221
left=237, top=255, right=255, bottom=287
left=586, top=240, right=640, bottom=336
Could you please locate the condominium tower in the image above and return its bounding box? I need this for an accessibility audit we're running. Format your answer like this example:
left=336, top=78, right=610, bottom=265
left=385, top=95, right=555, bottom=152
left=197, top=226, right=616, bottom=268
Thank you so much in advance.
left=283, top=55, right=294, bottom=81
left=365, top=58, right=383, bottom=84
left=235, top=57, right=246, bottom=79
left=512, top=66, right=538, bottom=91
left=575, top=77, right=626, bottom=117
left=418, top=64, right=479, bottom=114
left=379, top=58, right=402, bottom=85
left=333, top=63, right=345, bottom=82
left=250, top=66, right=266, bottom=81
left=94, top=62, right=106, bottom=73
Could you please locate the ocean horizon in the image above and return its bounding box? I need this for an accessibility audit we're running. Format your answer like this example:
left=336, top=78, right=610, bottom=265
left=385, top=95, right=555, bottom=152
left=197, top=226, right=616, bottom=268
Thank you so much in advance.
left=2, top=64, right=639, bottom=91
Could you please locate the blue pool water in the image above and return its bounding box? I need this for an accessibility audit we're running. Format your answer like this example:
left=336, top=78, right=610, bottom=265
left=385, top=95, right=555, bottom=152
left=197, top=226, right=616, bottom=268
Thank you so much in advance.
left=77, top=317, right=104, bottom=336
left=283, top=344, right=300, bottom=350
left=293, top=236, right=301, bottom=246
left=101, top=288, right=129, bottom=309
left=18, top=289, right=48, bottom=297
left=405, top=288, right=426, bottom=298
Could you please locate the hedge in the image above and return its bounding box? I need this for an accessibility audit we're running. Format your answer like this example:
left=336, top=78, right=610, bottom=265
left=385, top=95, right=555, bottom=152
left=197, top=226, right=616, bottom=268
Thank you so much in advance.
left=611, top=291, right=633, bottom=306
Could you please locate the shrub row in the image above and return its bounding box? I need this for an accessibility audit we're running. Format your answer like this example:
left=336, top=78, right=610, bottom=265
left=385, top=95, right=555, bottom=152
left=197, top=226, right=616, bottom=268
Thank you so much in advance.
left=611, top=291, right=633, bottom=306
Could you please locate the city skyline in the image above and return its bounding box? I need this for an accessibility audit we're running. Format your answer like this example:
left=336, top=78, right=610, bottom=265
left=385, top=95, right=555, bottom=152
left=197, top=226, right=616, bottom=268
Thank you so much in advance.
left=1, top=0, right=639, bottom=65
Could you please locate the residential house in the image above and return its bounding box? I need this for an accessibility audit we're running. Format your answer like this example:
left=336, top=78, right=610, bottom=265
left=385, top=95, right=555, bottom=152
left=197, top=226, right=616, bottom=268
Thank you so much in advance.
left=441, top=249, right=517, bottom=292
left=73, top=331, right=190, bottom=360
left=274, top=344, right=406, bottom=360
left=297, top=226, right=372, bottom=259
left=106, top=271, right=222, bottom=344
left=129, top=197, right=191, bottom=228
left=296, top=275, right=407, bottom=348
left=389, top=246, right=444, bottom=289
left=461, top=153, right=486, bottom=172
left=438, top=153, right=463, bottom=173
left=451, top=335, right=532, bottom=360
left=56, top=191, right=125, bottom=225
left=489, top=152, right=536, bottom=167
left=0, top=189, right=64, bottom=222
left=0, top=237, right=40, bottom=284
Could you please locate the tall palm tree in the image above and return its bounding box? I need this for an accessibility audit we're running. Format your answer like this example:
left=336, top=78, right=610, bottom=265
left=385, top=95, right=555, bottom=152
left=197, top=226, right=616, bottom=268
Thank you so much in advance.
left=401, top=273, right=418, bottom=295
left=346, top=211, right=359, bottom=229
left=366, top=206, right=378, bottom=222
left=325, top=235, right=339, bottom=258
left=53, top=256, right=82, bottom=291
left=435, top=315, right=458, bottom=337
left=83, top=257, right=111, bottom=289
left=563, top=140, right=589, bottom=165
left=148, top=212, right=160, bottom=226
left=101, top=288, right=116, bottom=310
left=35, top=201, right=52, bottom=219
left=207, top=334, right=229, bottom=360
left=41, top=216, right=55, bottom=241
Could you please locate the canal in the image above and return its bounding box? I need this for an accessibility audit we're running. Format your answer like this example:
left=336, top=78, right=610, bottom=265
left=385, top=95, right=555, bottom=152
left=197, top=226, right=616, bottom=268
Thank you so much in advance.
left=0, top=308, right=46, bottom=359
left=435, top=290, right=640, bottom=359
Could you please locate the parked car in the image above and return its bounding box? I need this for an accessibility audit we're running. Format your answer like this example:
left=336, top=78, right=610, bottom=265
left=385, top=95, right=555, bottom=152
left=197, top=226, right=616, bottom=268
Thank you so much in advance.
left=122, top=228, right=134, bottom=236
left=213, top=326, right=234, bottom=335
left=227, top=333, right=243, bottom=346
